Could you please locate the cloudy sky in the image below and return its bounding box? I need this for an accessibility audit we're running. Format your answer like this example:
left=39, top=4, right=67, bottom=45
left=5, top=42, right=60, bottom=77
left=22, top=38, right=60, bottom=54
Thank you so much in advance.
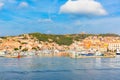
left=0, top=0, right=120, bottom=36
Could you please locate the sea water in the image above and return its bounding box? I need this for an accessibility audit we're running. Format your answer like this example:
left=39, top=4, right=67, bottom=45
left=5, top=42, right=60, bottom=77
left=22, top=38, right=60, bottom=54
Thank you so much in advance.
left=0, top=56, right=120, bottom=80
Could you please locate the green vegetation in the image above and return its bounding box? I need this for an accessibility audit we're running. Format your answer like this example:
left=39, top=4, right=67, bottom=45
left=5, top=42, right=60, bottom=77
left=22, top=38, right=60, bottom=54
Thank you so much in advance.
left=32, top=47, right=38, bottom=51
left=29, top=33, right=73, bottom=45
left=22, top=48, right=28, bottom=52
left=98, top=33, right=120, bottom=37
left=29, top=33, right=120, bottom=46
left=1, top=32, right=119, bottom=46
left=68, top=34, right=93, bottom=41
left=0, top=37, right=7, bottom=39
left=14, top=48, right=19, bottom=51
left=21, top=42, right=28, bottom=44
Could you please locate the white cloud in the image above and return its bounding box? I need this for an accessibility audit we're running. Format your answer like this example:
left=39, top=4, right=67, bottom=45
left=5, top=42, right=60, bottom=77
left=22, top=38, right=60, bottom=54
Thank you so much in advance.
left=60, top=0, right=107, bottom=16
left=38, top=18, right=53, bottom=23
left=0, top=2, right=4, bottom=9
left=19, top=2, right=29, bottom=8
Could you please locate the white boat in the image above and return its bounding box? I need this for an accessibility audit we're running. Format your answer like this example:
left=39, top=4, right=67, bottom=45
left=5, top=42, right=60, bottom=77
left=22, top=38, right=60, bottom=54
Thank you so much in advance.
left=116, top=49, right=120, bottom=55
left=95, top=51, right=102, bottom=56
left=77, top=51, right=88, bottom=56
left=0, top=51, right=5, bottom=57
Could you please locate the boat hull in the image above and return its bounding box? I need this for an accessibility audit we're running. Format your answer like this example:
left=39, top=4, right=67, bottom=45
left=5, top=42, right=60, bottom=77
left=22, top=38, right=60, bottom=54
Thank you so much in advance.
left=116, top=53, right=120, bottom=55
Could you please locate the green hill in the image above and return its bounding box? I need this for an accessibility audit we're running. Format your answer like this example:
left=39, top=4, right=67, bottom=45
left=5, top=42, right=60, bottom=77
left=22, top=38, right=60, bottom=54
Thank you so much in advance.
left=0, top=32, right=119, bottom=46
left=29, top=33, right=120, bottom=45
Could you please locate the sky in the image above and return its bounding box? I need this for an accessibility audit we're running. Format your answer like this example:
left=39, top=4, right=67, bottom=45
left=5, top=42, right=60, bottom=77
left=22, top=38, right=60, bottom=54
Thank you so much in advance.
left=0, top=0, right=120, bottom=36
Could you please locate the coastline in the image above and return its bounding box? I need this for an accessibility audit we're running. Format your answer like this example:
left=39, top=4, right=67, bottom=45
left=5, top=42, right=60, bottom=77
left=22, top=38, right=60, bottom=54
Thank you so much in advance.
left=0, top=51, right=116, bottom=59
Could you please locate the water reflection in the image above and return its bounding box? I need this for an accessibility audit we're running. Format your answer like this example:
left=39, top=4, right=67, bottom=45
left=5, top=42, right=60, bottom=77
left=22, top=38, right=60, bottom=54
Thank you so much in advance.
left=0, top=57, right=120, bottom=80
left=95, top=58, right=101, bottom=68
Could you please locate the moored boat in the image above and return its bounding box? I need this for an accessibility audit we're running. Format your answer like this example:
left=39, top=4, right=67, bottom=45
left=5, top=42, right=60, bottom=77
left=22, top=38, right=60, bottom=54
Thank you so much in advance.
left=116, top=49, right=120, bottom=55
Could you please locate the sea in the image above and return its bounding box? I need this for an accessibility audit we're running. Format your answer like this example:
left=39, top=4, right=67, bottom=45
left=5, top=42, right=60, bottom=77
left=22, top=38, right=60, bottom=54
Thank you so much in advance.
left=0, top=56, right=120, bottom=80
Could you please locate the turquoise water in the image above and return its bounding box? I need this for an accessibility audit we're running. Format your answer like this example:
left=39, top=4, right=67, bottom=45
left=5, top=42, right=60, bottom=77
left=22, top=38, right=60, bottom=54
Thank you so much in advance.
left=0, top=56, right=120, bottom=80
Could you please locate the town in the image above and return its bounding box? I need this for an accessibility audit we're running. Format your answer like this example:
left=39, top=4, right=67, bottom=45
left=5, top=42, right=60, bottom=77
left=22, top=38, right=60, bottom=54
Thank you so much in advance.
left=0, top=33, right=119, bottom=58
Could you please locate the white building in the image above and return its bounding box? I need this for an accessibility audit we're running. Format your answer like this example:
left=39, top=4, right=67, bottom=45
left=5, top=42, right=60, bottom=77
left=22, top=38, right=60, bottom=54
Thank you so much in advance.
left=108, top=43, right=120, bottom=51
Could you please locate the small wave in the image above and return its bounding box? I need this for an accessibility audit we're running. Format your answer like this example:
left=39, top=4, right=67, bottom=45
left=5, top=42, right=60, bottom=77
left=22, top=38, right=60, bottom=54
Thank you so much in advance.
left=0, top=70, right=71, bottom=74
left=0, top=71, right=28, bottom=74
left=75, top=68, right=120, bottom=71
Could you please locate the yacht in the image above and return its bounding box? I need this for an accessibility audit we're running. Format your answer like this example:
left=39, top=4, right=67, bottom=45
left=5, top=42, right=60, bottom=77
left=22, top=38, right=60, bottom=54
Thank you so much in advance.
left=116, top=49, right=120, bottom=55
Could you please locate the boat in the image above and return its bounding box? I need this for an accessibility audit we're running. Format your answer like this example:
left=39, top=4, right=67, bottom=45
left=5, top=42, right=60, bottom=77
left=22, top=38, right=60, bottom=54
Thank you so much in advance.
left=70, top=51, right=94, bottom=58
left=0, top=51, right=6, bottom=57
left=95, top=51, right=102, bottom=56
left=70, top=50, right=115, bottom=58
left=116, top=49, right=120, bottom=55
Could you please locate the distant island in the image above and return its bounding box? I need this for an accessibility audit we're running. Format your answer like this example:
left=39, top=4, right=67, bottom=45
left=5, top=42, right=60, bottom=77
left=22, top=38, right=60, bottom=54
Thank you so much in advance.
left=0, top=32, right=119, bottom=58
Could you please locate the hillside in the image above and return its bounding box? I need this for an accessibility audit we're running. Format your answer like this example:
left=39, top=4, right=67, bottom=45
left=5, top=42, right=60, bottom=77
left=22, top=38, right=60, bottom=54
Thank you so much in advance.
left=28, top=33, right=120, bottom=45
left=0, top=32, right=119, bottom=46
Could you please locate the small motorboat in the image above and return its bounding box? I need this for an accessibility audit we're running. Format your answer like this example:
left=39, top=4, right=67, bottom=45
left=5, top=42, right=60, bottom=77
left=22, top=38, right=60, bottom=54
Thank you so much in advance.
left=116, top=49, right=120, bottom=55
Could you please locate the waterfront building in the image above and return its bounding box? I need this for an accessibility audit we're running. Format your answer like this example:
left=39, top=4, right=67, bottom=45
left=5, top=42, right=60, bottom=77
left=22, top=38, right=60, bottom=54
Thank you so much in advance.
left=108, top=43, right=120, bottom=52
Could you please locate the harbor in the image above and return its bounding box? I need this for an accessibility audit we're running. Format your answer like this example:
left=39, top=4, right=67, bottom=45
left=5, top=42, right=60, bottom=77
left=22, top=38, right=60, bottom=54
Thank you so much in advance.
left=0, top=0, right=119, bottom=79
left=0, top=34, right=120, bottom=59
left=0, top=49, right=117, bottom=59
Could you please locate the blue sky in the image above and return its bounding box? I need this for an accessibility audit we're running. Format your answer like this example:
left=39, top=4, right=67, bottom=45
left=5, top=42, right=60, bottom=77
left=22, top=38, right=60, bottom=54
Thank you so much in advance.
left=0, top=0, right=120, bottom=36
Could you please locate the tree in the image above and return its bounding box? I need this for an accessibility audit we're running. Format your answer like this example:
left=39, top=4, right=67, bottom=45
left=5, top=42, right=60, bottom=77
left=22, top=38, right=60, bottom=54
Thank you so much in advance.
left=22, top=48, right=28, bottom=52
left=14, top=48, right=19, bottom=51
